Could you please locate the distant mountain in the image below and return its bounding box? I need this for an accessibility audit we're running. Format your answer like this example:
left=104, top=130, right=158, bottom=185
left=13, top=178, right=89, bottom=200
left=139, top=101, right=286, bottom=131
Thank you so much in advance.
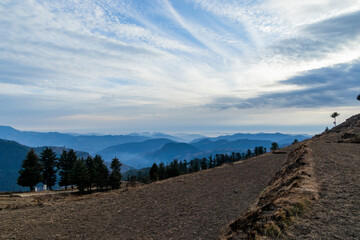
left=172, top=133, right=206, bottom=142
left=146, top=142, right=200, bottom=165
left=192, top=139, right=273, bottom=152
left=100, top=138, right=277, bottom=169
left=0, top=126, right=151, bottom=154
left=129, top=132, right=185, bottom=142
left=192, top=133, right=310, bottom=146
left=97, top=138, right=174, bottom=163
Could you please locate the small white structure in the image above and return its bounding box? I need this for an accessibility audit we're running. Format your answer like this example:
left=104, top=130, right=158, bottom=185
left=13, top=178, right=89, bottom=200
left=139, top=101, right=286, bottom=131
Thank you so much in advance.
left=35, top=187, right=38, bottom=192
left=43, top=184, right=47, bottom=191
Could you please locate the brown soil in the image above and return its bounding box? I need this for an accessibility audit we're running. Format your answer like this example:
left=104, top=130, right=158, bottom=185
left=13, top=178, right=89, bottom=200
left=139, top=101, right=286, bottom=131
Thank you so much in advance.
left=224, top=114, right=360, bottom=239
left=284, top=115, right=360, bottom=239
left=0, top=153, right=286, bottom=240
left=285, top=140, right=360, bottom=239
left=224, top=144, right=319, bottom=239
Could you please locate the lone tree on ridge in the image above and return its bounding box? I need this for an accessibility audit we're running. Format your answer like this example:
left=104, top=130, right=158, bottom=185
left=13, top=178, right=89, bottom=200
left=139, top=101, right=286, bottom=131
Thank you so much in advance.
left=331, top=112, right=340, bottom=126
left=357, top=94, right=360, bottom=101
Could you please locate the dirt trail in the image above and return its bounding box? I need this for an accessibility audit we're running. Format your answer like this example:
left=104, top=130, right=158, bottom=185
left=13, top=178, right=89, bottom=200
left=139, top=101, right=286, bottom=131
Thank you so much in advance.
left=0, top=153, right=286, bottom=240
left=286, top=141, right=360, bottom=239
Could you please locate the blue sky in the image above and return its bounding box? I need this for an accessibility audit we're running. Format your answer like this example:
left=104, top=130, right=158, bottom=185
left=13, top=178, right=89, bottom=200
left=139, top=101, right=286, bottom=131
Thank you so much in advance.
left=0, top=0, right=359, bottom=135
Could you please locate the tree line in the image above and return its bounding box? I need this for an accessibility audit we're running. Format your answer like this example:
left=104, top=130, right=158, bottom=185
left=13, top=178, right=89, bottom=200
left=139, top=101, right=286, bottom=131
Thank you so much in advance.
left=17, top=148, right=122, bottom=193
left=18, top=142, right=281, bottom=192
left=130, top=143, right=280, bottom=184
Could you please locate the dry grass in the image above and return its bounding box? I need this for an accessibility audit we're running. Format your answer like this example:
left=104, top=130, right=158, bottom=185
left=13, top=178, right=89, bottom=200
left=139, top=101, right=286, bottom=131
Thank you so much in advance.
left=224, top=144, right=318, bottom=239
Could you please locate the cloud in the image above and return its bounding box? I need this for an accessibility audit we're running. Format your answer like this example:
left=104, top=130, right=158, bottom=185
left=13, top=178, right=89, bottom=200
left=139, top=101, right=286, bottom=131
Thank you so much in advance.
left=207, top=60, right=360, bottom=109
left=270, top=10, right=360, bottom=62
left=1, top=0, right=359, bottom=133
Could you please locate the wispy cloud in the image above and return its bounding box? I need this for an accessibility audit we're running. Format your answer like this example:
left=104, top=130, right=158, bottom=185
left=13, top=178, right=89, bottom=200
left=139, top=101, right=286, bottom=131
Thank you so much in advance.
left=0, top=0, right=359, bottom=133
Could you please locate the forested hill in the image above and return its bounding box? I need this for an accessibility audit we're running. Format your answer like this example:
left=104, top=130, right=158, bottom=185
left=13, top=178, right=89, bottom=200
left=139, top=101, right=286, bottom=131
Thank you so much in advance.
left=0, top=139, right=90, bottom=192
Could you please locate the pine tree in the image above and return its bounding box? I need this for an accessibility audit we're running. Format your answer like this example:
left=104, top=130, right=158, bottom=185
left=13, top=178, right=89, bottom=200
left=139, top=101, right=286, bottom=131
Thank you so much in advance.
left=93, top=155, right=109, bottom=190
left=58, top=150, right=70, bottom=190
left=40, top=147, right=57, bottom=190
left=158, top=162, right=166, bottom=180
left=166, top=159, right=180, bottom=178
left=270, top=142, right=279, bottom=151
left=246, top=149, right=252, bottom=158
left=292, top=139, right=299, bottom=144
left=200, top=157, right=208, bottom=170
left=149, top=163, right=159, bottom=182
left=109, top=157, right=122, bottom=189
left=85, top=156, right=96, bottom=191
left=70, top=158, right=88, bottom=193
left=17, top=149, right=42, bottom=191
left=67, top=149, right=77, bottom=188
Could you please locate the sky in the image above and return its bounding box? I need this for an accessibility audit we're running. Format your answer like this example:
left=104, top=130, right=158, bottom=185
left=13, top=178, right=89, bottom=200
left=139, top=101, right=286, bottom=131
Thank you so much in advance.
left=0, top=0, right=360, bottom=135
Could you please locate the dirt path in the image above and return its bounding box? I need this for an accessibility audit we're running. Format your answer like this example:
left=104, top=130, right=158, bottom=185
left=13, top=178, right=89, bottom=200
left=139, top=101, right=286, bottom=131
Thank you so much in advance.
left=286, top=141, right=360, bottom=239
left=0, top=154, right=286, bottom=240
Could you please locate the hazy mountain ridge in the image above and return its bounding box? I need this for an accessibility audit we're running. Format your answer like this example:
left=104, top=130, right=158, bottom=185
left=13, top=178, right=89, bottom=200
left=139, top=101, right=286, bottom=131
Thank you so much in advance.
left=0, top=126, right=152, bottom=153
left=192, top=132, right=310, bottom=145
left=105, top=139, right=274, bottom=169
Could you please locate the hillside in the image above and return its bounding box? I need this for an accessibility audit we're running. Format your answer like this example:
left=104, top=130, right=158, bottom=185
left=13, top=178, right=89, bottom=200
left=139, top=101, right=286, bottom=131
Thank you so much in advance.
left=0, top=139, right=90, bottom=192
left=0, top=139, right=30, bottom=192
left=225, top=113, right=360, bottom=239
left=0, top=152, right=288, bottom=239
left=1, top=114, right=358, bottom=239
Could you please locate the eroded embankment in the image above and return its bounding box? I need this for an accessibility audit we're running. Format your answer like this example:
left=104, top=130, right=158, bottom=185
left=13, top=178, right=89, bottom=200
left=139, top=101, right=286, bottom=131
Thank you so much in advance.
left=224, top=144, right=318, bottom=239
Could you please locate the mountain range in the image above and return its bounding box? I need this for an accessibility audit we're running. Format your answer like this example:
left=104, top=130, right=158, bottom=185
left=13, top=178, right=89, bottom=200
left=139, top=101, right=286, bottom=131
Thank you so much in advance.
left=0, top=126, right=310, bottom=190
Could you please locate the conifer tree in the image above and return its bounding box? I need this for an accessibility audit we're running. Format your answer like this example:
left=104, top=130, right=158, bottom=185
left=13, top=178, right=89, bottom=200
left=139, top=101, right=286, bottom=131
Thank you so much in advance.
left=246, top=149, right=252, bottom=158
left=66, top=149, right=77, bottom=188
left=166, top=159, right=180, bottom=178
left=270, top=142, right=279, bottom=151
left=58, top=149, right=77, bottom=190
left=158, top=162, right=166, bottom=180
left=200, top=157, right=208, bottom=170
left=109, top=157, right=122, bottom=189
left=18, top=149, right=42, bottom=191
left=149, top=163, right=159, bottom=182
left=208, top=155, right=213, bottom=168
left=85, top=156, right=96, bottom=191
left=70, top=158, right=88, bottom=193
left=40, top=147, right=57, bottom=190
left=58, top=150, right=71, bottom=190
left=93, top=155, right=109, bottom=190
left=357, top=94, right=360, bottom=101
